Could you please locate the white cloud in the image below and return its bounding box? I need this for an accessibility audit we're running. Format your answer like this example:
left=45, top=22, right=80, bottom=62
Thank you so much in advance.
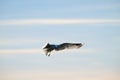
left=0, top=48, right=95, bottom=55
left=0, top=19, right=120, bottom=25
left=0, top=39, right=40, bottom=46
left=0, top=38, right=63, bottom=47
left=0, top=38, right=96, bottom=55
left=0, top=49, right=42, bottom=54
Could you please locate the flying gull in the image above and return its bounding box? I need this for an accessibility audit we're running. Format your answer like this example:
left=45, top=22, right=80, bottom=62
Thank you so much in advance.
left=43, top=43, right=83, bottom=56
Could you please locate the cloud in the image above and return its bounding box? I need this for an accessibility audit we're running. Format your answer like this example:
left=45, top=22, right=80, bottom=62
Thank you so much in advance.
left=0, top=38, right=63, bottom=48
left=0, top=39, right=96, bottom=54
left=0, top=19, right=120, bottom=25
left=0, top=49, right=42, bottom=54
left=0, top=39, right=40, bottom=46
left=0, top=48, right=95, bottom=55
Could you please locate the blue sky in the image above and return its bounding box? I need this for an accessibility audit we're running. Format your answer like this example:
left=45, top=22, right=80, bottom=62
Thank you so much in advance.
left=0, top=0, right=120, bottom=80
left=1, top=0, right=120, bottom=19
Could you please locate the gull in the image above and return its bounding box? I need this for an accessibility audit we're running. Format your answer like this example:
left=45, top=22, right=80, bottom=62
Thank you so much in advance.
left=43, top=43, right=83, bottom=56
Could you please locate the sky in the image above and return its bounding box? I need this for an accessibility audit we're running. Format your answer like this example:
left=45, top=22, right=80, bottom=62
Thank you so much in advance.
left=0, top=0, right=120, bottom=80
